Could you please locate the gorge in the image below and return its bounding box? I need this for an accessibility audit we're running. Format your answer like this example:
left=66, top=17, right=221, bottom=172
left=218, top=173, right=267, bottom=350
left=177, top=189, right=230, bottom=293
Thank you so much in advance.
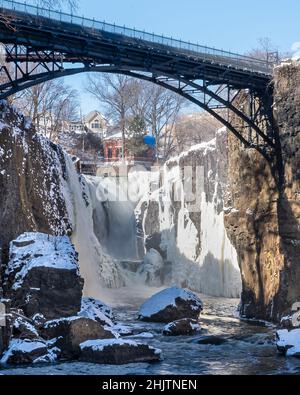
left=1, top=60, right=300, bottom=373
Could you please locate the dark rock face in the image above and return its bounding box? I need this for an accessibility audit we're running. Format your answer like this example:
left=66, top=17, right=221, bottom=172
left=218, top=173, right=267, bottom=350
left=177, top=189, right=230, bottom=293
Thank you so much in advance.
left=79, top=339, right=161, bottom=365
left=5, top=233, right=83, bottom=320
left=0, top=102, right=71, bottom=264
left=225, top=61, right=300, bottom=322
left=163, top=318, right=201, bottom=336
left=42, top=317, right=116, bottom=359
left=138, top=287, right=203, bottom=323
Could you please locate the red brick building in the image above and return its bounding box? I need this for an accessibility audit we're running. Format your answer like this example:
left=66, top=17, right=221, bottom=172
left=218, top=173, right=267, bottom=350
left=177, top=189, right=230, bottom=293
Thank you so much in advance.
left=103, top=132, right=155, bottom=164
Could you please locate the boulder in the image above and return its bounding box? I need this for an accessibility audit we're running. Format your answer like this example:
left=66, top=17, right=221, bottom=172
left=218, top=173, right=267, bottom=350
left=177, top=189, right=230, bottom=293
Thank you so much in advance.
left=42, top=316, right=116, bottom=359
left=0, top=339, right=49, bottom=365
left=138, top=287, right=203, bottom=323
left=276, top=329, right=300, bottom=357
left=197, top=335, right=228, bottom=346
left=163, top=319, right=201, bottom=336
left=5, top=233, right=84, bottom=320
left=79, top=339, right=162, bottom=365
left=78, top=297, right=114, bottom=327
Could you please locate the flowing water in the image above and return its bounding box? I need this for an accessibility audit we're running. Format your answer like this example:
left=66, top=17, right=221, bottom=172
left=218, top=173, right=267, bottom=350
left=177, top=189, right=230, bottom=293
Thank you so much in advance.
left=1, top=287, right=300, bottom=376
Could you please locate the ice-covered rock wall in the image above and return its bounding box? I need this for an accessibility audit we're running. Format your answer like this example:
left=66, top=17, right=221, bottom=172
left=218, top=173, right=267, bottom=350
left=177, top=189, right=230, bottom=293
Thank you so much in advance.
left=136, top=128, right=242, bottom=298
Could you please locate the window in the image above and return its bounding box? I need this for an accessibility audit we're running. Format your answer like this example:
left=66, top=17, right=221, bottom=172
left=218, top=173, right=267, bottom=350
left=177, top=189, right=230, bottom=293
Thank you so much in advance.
left=91, top=121, right=100, bottom=129
left=108, top=148, right=113, bottom=159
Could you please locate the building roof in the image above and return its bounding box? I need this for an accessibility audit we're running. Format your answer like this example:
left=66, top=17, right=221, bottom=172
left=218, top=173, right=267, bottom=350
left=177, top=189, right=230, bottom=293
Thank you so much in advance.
left=83, top=110, right=106, bottom=124
left=103, top=131, right=123, bottom=141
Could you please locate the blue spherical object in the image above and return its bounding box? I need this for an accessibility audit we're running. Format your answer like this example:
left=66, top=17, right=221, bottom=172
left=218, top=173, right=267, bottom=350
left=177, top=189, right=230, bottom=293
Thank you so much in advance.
left=144, top=135, right=156, bottom=147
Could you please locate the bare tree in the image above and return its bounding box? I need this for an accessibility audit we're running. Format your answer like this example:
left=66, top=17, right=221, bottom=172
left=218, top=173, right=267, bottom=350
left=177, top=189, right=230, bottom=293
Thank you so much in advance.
left=247, top=37, right=280, bottom=63
left=142, top=84, right=184, bottom=160
left=174, top=112, right=222, bottom=152
left=86, top=73, right=136, bottom=160
left=15, top=79, right=79, bottom=141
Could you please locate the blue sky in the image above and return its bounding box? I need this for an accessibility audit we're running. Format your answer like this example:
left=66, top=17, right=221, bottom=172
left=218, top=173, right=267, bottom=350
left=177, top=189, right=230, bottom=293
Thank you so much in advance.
left=57, top=0, right=300, bottom=113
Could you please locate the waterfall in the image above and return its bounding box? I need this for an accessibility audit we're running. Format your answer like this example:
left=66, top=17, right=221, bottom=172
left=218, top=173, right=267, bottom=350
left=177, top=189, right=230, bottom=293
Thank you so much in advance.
left=61, top=156, right=125, bottom=298
left=85, top=176, right=138, bottom=261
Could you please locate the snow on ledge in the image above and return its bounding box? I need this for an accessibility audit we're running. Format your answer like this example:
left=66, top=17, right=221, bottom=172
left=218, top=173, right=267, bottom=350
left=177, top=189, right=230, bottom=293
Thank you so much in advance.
left=7, top=232, right=79, bottom=290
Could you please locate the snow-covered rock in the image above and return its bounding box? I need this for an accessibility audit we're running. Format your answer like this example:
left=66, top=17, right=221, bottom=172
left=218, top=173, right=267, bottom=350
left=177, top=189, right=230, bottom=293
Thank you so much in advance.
left=0, top=339, right=56, bottom=365
left=163, top=318, right=201, bottom=337
left=137, top=249, right=165, bottom=287
left=79, top=339, right=162, bottom=365
left=5, top=232, right=83, bottom=320
left=138, top=287, right=203, bottom=323
left=42, top=316, right=117, bottom=359
left=12, top=316, right=39, bottom=340
left=78, top=297, right=114, bottom=327
left=276, top=329, right=300, bottom=357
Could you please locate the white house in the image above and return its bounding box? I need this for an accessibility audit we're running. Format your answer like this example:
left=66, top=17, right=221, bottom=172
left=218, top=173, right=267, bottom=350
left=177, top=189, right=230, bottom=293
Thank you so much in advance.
left=68, top=111, right=108, bottom=138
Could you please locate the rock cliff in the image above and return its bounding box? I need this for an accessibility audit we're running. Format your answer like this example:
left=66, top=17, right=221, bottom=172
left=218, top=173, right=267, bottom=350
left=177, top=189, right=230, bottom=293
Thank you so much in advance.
left=225, top=60, right=300, bottom=322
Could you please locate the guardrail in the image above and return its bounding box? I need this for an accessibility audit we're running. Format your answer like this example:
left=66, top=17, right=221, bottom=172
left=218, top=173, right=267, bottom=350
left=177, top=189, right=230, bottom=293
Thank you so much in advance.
left=0, top=0, right=276, bottom=74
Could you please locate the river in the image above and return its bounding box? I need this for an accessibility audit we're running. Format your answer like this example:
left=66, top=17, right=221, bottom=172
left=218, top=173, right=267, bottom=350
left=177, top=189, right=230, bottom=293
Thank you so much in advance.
left=1, top=287, right=300, bottom=375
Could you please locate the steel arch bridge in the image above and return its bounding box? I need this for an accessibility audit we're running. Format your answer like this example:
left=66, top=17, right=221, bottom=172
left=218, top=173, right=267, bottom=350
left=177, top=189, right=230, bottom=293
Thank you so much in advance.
left=0, top=0, right=279, bottom=163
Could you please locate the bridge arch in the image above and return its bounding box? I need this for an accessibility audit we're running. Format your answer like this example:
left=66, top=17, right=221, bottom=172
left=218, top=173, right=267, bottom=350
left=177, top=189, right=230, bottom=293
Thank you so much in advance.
left=0, top=0, right=279, bottom=164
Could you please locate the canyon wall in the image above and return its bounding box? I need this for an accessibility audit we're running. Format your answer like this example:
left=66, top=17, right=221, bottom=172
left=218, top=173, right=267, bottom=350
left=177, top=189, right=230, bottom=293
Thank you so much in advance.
left=225, top=60, right=300, bottom=322
left=137, top=129, right=242, bottom=298
left=0, top=101, right=71, bottom=266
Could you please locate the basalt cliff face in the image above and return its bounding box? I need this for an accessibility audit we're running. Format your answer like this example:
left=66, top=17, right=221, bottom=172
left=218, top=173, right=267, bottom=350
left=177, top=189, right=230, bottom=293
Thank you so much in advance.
left=0, top=102, right=71, bottom=265
left=225, top=60, right=300, bottom=322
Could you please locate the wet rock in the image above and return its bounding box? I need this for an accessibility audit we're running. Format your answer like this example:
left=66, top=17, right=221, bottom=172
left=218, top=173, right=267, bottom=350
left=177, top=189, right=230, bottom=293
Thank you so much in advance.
left=42, top=316, right=116, bottom=359
left=79, top=339, right=162, bottom=365
left=139, top=287, right=203, bottom=323
left=163, top=318, right=201, bottom=336
left=198, top=335, right=228, bottom=346
left=276, top=329, right=300, bottom=357
left=5, top=233, right=84, bottom=320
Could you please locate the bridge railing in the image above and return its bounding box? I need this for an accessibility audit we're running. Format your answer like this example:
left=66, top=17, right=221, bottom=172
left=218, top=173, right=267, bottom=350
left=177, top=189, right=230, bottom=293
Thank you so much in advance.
left=0, top=0, right=276, bottom=75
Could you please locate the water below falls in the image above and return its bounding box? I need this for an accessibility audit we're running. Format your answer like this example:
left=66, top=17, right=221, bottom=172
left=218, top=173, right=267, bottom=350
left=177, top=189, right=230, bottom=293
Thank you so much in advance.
left=2, top=289, right=300, bottom=376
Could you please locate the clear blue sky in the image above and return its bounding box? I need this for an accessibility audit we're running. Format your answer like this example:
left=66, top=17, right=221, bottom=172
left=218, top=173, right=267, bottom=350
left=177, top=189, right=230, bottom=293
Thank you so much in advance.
left=59, top=0, right=300, bottom=114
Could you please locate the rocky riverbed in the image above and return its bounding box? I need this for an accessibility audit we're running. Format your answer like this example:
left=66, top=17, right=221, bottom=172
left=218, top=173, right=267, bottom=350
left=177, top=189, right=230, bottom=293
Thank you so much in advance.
left=1, top=288, right=300, bottom=376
